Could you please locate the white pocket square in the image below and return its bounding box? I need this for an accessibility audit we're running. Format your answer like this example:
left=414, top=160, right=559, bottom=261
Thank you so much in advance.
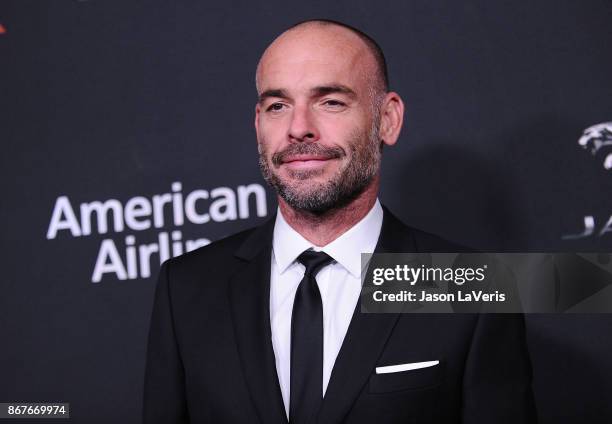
left=375, top=360, right=439, bottom=374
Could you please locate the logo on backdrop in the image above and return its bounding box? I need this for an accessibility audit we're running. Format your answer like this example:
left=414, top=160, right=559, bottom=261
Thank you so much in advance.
left=578, top=122, right=612, bottom=170
left=562, top=122, right=612, bottom=240
left=46, top=181, right=268, bottom=283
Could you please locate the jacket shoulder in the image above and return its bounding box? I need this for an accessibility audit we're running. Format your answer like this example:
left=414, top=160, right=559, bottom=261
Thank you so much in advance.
left=162, top=225, right=259, bottom=273
left=410, top=227, right=471, bottom=252
left=381, top=206, right=471, bottom=252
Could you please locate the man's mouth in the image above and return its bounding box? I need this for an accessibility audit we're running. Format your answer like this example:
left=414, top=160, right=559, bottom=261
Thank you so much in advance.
left=271, top=142, right=345, bottom=170
left=281, top=155, right=336, bottom=170
left=282, top=154, right=334, bottom=163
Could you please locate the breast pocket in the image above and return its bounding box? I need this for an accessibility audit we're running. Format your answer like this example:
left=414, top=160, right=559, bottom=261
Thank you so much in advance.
left=369, top=359, right=445, bottom=394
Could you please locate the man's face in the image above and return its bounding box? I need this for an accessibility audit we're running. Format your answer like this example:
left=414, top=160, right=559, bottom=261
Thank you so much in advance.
left=255, top=25, right=382, bottom=213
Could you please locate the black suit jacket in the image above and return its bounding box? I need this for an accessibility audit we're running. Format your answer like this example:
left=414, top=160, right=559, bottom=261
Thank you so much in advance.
left=143, top=207, right=536, bottom=423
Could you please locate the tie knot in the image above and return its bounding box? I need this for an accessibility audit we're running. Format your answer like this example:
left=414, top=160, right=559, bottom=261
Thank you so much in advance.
left=297, top=250, right=334, bottom=277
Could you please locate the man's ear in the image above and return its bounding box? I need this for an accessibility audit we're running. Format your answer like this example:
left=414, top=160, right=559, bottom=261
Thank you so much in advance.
left=378, top=92, right=405, bottom=147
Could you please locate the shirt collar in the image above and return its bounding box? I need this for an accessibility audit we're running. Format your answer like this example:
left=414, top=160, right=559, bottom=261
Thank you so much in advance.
left=272, top=199, right=383, bottom=278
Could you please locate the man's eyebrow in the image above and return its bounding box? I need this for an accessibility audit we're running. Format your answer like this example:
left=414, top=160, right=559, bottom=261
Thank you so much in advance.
left=258, top=89, right=288, bottom=103
left=258, top=85, right=357, bottom=104
left=310, top=85, right=356, bottom=98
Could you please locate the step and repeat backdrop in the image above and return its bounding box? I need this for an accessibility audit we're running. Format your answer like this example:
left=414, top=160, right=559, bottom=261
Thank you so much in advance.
left=2, top=1, right=611, bottom=423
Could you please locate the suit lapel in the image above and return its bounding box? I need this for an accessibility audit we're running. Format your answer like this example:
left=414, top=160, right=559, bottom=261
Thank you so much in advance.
left=229, top=217, right=288, bottom=424
left=317, top=207, right=417, bottom=424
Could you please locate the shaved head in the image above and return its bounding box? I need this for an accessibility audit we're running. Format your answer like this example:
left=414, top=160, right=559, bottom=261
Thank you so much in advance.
left=288, top=19, right=388, bottom=91
left=256, top=19, right=389, bottom=103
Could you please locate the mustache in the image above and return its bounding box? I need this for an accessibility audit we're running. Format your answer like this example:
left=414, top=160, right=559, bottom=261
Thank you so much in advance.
left=271, top=143, right=345, bottom=166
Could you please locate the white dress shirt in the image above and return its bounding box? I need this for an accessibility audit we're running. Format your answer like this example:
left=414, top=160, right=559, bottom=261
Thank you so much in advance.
left=270, top=200, right=383, bottom=417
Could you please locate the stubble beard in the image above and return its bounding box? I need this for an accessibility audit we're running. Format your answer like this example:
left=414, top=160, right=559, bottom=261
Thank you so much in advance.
left=258, top=118, right=382, bottom=214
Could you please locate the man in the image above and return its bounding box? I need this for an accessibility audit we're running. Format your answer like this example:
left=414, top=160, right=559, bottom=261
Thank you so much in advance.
left=143, top=19, right=536, bottom=423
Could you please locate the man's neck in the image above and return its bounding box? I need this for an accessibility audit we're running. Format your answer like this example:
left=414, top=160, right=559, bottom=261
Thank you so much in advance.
left=278, top=178, right=379, bottom=247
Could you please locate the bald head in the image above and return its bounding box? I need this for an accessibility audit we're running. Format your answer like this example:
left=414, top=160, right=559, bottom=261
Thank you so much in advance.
left=256, top=20, right=388, bottom=102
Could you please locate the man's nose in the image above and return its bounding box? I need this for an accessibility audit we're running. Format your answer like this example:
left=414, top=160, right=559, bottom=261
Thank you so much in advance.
left=288, top=105, right=319, bottom=142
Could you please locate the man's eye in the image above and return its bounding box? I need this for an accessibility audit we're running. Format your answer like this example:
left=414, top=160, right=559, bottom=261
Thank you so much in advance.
left=266, top=103, right=286, bottom=112
left=323, top=99, right=346, bottom=107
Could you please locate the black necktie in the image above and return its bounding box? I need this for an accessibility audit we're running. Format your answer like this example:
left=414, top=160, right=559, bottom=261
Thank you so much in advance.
left=289, top=250, right=334, bottom=424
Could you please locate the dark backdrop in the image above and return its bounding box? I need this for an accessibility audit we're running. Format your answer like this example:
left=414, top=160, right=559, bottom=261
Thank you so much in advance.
left=1, top=1, right=611, bottom=423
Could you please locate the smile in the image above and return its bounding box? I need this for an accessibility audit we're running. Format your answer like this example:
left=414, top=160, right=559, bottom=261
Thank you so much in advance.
left=281, top=155, right=336, bottom=171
